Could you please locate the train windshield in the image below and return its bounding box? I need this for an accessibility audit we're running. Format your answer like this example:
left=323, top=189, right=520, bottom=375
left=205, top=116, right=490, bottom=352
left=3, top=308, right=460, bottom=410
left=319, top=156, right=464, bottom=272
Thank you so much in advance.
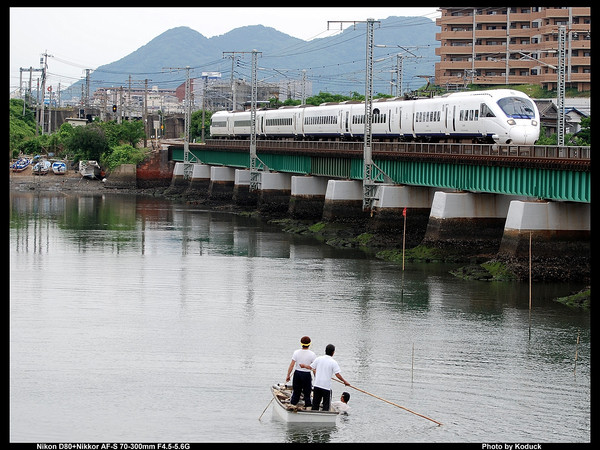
left=497, top=97, right=536, bottom=119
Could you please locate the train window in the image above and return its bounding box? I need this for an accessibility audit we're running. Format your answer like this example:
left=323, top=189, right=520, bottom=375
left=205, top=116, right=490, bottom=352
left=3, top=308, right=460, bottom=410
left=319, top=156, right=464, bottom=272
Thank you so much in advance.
left=266, top=118, right=293, bottom=126
left=481, top=103, right=496, bottom=117
left=497, top=97, right=536, bottom=119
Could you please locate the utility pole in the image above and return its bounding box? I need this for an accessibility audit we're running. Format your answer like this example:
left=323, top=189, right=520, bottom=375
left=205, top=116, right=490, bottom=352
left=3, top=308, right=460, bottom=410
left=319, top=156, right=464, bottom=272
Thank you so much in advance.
left=164, top=66, right=195, bottom=178
left=301, top=69, right=306, bottom=105
left=374, top=45, right=419, bottom=96
left=223, top=50, right=267, bottom=191
left=19, top=66, right=43, bottom=114
left=201, top=74, right=208, bottom=142
left=84, top=69, right=91, bottom=109
left=328, top=18, right=384, bottom=211
left=144, top=79, right=148, bottom=148
left=127, top=75, right=132, bottom=121
left=223, top=53, right=240, bottom=111
left=39, top=51, right=52, bottom=135
left=557, top=25, right=566, bottom=146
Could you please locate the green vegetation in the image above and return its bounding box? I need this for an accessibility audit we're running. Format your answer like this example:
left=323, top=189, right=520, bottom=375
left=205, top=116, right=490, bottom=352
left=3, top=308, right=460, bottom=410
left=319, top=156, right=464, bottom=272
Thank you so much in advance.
left=376, top=245, right=449, bottom=263
left=450, top=261, right=518, bottom=281
left=190, top=109, right=213, bottom=142
left=10, top=98, right=150, bottom=170
left=555, top=287, right=590, bottom=309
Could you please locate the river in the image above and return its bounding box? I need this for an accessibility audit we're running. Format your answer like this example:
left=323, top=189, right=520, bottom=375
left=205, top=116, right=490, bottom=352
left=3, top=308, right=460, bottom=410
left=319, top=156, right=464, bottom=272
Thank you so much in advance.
left=9, top=191, right=590, bottom=443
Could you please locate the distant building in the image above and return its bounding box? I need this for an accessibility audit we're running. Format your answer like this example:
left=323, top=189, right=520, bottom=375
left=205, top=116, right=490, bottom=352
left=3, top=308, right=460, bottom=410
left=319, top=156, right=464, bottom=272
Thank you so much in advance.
left=176, top=77, right=283, bottom=111
left=535, top=99, right=588, bottom=137
left=65, top=117, right=88, bottom=127
left=91, top=86, right=181, bottom=117
left=435, top=7, right=591, bottom=91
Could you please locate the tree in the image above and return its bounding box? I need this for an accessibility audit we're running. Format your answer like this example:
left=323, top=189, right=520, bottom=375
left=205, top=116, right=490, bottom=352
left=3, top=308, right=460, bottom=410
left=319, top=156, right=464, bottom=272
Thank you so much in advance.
left=9, top=99, right=36, bottom=156
left=100, top=120, right=146, bottom=148
left=190, top=110, right=212, bottom=142
left=570, top=116, right=590, bottom=145
left=64, top=124, right=109, bottom=162
left=101, top=144, right=148, bottom=171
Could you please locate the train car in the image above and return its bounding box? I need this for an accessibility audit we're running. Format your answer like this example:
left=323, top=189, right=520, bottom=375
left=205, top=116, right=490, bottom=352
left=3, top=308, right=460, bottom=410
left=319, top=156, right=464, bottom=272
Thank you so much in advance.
left=209, top=89, right=540, bottom=145
left=261, top=105, right=301, bottom=139
left=302, top=103, right=345, bottom=139
left=430, top=89, right=540, bottom=145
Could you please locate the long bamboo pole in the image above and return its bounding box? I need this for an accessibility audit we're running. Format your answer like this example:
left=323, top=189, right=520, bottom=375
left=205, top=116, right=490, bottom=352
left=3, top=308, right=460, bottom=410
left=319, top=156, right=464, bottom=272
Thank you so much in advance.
left=528, top=231, right=532, bottom=340
left=258, top=397, right=274, bottom=421
left=333, top=378, right=442, bottom=426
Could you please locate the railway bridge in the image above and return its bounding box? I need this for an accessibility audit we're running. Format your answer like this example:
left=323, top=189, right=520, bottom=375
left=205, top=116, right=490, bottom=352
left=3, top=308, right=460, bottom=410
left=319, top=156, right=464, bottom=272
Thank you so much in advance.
left=161, top=139, right=590, bottom=264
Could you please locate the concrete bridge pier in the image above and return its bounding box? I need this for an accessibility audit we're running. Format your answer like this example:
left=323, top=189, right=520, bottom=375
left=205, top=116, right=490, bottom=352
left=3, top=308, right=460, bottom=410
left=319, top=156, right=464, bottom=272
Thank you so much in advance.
left=322, top=180, right=370, bottom=223
left=422, top=191, right=519, bottom=255
left=208, top=166, right=236, bottom=202
left=164, top=162, right=188, bottom=196
left=288, top=176, right=328, bottom=219
left=184, top=164, right=211, bottom=199
left=232, top=169, right=258, bottom=207
left=258, top=172, right=292, bottom=215
left=499, top=200, right=590, bottom=259
left=370, top=185, right=435, bottom=246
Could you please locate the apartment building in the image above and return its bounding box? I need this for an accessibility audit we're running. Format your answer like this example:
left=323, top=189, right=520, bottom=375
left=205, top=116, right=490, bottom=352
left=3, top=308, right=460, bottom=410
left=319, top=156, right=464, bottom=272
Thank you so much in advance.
left=435, top=7, right=591, bottom=92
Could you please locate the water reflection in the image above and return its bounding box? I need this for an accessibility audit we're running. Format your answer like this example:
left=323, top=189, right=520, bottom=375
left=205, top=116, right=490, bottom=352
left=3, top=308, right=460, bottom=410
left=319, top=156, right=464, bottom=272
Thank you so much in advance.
left=10, top=191, right=590, bottom=442
left=10, top=192, right=373, bottom=261
left=281, top=422, right=336, bottom=443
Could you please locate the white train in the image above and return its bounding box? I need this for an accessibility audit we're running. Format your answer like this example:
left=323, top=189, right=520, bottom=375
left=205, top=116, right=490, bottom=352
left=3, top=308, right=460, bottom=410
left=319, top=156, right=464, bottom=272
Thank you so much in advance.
left=210, top=89, right=540, bottom=145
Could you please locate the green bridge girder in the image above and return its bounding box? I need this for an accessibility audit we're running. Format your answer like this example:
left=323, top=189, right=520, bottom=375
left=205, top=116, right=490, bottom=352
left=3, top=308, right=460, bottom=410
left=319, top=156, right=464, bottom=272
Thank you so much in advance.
left=170, top=147, right=590, bottom=203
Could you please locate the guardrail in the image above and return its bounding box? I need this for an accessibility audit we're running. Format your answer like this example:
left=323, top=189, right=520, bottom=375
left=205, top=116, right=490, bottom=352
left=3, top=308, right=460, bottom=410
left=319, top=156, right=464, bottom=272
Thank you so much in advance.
left=199, top=139, right=590, bottom=161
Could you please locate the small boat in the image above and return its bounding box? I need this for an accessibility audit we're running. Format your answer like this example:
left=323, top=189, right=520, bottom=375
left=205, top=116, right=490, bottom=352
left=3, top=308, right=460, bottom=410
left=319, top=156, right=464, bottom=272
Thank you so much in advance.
left=11, top=158, right=30, bottom=172
left=79, top=160, right=101, bottom=179
left=270, top=384, right=339, bottom=424
left=52, top=161, right=67, bottom=175
left=32, top=159, right=51, bottom=175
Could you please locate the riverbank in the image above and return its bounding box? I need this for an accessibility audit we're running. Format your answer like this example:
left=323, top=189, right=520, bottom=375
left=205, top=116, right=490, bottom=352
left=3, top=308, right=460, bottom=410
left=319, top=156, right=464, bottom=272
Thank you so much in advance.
left=9, top=167, right=591, bottom=291
left=9, top=168, right=106, bottom=192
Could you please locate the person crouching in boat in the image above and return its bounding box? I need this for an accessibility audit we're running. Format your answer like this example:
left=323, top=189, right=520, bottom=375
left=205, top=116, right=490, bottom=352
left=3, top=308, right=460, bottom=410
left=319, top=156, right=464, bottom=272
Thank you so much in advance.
left=286, top=336, right=316, bottom=408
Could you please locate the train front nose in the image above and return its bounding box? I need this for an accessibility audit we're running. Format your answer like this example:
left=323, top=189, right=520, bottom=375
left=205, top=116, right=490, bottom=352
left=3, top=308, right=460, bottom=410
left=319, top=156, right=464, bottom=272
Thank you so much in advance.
left=509, top=125, right=539, bottom=145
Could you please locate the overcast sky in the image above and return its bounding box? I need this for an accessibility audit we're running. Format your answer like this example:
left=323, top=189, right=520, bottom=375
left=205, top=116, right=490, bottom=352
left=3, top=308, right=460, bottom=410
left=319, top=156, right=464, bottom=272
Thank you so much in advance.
left=10, top=7, right=440, bottom=93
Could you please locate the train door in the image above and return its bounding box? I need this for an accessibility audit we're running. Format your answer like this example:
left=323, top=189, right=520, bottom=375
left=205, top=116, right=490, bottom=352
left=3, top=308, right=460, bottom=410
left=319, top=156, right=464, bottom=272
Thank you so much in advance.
left=345, top=111, right=350, bottom=133
left=444, top=104, right=449, bottom=134
left=397, top=107, right=403, bottom=137
left=452, top=106, right=456, bottom=132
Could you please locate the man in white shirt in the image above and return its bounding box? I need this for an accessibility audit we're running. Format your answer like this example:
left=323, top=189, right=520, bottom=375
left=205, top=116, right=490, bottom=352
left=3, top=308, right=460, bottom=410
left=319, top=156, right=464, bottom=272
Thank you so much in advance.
left=301, top=343, right=350, bottom=411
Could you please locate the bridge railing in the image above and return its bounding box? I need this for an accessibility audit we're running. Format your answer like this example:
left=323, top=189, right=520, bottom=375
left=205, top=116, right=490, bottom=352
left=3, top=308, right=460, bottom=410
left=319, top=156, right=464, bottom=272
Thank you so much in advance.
left=373, top=142, right=590, bottom=160
left=202, top=139, right=590, bottom=160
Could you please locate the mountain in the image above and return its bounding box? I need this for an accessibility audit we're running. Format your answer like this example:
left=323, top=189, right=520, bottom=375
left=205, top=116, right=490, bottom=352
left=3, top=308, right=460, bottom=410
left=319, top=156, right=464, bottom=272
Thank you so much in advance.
left=66, top=16, right=438, bottom=99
